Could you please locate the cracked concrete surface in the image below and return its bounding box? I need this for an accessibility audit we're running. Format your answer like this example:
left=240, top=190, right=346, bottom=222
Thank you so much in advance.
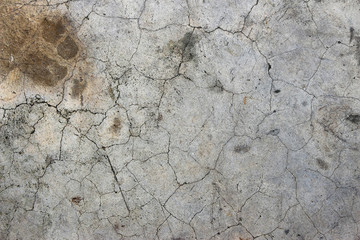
left=0, top=0, right=360, bottom=239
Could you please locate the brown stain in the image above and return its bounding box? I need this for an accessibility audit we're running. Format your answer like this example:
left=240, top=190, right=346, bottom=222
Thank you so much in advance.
left=71, top=196, right=82, bottom=204
left=243, top=96, right=253, bottom=105
left=41, top=17, right=66, bottom=44
left=57, top=36, right=79, bottom=60
left=111, top=117, right=122, bottom=133
left=0, top=0, right=84, bottom=88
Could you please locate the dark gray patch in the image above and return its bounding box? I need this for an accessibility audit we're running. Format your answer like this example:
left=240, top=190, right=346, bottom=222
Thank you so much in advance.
left=316, top=158, right=329, bottom=170
left=0, top=127, right=13, bottom=149
left=350, top=27, right=355, bottom=43
left=268, top=129, right=280, bottom=136
left=0, top=105, right=33, bottom=152
left=45, top=155, right=55, bottom=166
left=212, top=79, right=224, bottom=92
left=234, top=145, right=250, bottom=153
left=180, top=32, right=200, bottom=62
left=297, top=234, right=304, bottom=240
left=346, top=114, right=360, bottom=124
left=71, top=78, right=87, bottom=98
left=356, top=37, right=360, bottom=65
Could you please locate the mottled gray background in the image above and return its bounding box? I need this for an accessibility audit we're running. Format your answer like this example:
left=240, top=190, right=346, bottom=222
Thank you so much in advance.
left=0, top=0, right=360, bottom=239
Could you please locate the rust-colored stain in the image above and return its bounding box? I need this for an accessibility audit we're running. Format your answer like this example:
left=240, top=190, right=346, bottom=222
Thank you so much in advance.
left=243, top=96, right=247, bottom=105
left=71, top=196, right=82, bottom=204
left=0, top=0, right=83, bottom=87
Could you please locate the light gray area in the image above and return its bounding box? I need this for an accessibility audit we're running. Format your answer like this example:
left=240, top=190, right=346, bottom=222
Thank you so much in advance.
left=1, top=0, right=360, bottom=239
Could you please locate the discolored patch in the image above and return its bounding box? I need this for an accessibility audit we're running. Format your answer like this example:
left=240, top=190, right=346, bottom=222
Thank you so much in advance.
left=346, top=114, right=360, bottom=124
left=108, top=86, right=116, bottom=100
left=71, top=196, right=83, bottom=204
left=350, top=27, right=355, bottom=43
left=111, top=117, right=122, bottom=133
left=267, top=129, right=280, bottom=136
left=0, top=0, right=84, bottom=89
left=57, top=36, right=79, bottom=60
left=316, top=158, right=329, bottom=170
left=41, top=18, right=66, bottom=44
left=20, top=52, right=68, bottom=86
left=71, top=78, right=87, bottom=98
left=234, top=145, right=250, bottom=153
left=163, top=31, right=200, bottom=62
left=356, top=37, right=360, bottom=66
left=180, top=32, right=200, bottom=62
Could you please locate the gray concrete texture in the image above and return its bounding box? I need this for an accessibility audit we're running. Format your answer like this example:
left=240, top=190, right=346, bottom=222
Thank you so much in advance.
left=0, top=0, right=360, bottom=239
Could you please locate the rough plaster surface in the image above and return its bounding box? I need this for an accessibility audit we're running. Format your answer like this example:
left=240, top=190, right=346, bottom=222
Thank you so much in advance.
left=0, top=0, right=360, bottom=239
